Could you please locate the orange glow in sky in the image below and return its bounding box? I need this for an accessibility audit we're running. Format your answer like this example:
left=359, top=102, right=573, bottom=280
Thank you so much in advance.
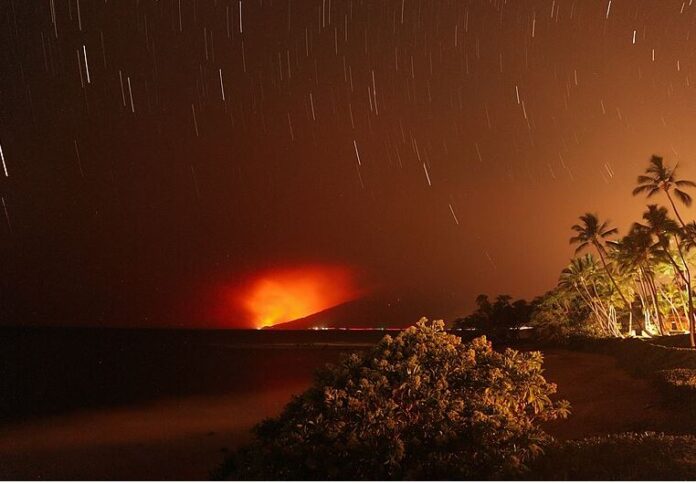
left=239, top=265, right=359, bottom=328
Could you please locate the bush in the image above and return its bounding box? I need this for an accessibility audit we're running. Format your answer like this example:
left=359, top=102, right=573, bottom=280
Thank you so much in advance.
left=530, top=290, right=608, bottom=342
left=217, top=319, right=569, bottom=480
left=527, top=432, right=696, bottom=480
left=656, top=368, right=696, bottom=402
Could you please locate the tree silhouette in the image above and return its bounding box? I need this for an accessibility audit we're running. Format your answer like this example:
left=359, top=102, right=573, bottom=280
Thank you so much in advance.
left=633, top=155, right=696, bottom=228
left=454, top=294, right=535, bottom=334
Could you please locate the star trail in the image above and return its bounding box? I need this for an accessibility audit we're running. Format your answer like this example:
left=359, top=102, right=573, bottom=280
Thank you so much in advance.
left=2, top=0, right=696, bottom=327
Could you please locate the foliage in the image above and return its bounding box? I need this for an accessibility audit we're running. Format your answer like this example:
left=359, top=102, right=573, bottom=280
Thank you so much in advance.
left=217, top=320, right=569, bottom=480
left=527, top=432, right=696, bottom=480
left=657, top=368, right=696, bottom=389
left=632, top=155, right=696, bottom=208
left=529, top=288, right=608, bottom=341
left=569, top=213, right=619, bottom=255
left=453, top=294, right=536, bottom=336
left=656, top=368, right=696, bottom=403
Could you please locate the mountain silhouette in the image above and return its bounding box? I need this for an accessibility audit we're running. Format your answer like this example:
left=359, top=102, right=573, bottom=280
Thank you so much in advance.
left=266, top=296, right=426, bottom=330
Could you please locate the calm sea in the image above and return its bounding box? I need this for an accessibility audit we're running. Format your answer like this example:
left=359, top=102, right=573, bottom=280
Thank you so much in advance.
left=0, top=327, right=401, bottom=423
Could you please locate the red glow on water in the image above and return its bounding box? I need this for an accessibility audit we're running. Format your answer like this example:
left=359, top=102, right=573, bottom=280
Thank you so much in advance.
left=231, top=265, right=360, bottom=328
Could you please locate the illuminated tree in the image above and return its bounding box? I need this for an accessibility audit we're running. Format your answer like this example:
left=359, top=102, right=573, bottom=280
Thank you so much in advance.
left=652, top=252, right=691, bottom=333
left=570, top=213, right=632, bottom=312
left=612, top=227, right=665, bottom=335
left=635, top=205, right=695, bottom=346
left=558, top=254, right=622, bottom=336
left=531, top=286, right=607, bottom=340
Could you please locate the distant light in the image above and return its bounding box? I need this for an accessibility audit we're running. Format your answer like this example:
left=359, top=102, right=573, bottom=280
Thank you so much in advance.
left=237, top=265, right=359, bottom=328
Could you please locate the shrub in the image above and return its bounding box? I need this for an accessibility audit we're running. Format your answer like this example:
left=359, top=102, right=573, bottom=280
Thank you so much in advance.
left=217, top=319, right=569, bottom=480
left=527, top=432, right=696, bottom=480
left=656, top=368, right=696, bottom=403
left=530, top=290, right=607, bottom=342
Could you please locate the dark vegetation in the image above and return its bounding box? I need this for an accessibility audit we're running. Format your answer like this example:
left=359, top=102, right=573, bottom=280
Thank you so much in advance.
left=452, top=294, right=537, bottom=336
left=657, top=368, right=696, bottom=403
left=528, top=432, right=696, bottom=480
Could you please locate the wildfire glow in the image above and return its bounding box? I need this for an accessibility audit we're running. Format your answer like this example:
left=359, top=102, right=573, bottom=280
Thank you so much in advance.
left=239, top=265, right=359, bottom=328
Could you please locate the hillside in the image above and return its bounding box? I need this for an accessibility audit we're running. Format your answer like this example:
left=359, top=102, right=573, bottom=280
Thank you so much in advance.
left=266, top=297, right=426, bottom=330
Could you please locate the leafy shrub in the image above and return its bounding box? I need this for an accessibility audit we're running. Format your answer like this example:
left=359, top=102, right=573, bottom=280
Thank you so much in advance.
left=217, top=319, right=569, bottom=480
left=656, top=368, right=696, bottom=403
left=527, top=432, right=696, bottom=480
left=530, top=289, right=607, bottom=342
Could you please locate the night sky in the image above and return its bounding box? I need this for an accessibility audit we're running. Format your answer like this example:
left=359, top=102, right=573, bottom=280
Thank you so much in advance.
left=3, top=0, right=696, bottom=328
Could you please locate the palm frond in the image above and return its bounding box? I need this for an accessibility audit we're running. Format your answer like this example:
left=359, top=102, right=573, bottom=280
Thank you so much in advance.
left=674, top=188, right=693, bottom=207
left=632, top=185, right=653, bottom=196
left=648, top=187, right=661, bottom=197
left=574, top=241, right=590, bottom=254
left=648, top=155, right=665, bottom=171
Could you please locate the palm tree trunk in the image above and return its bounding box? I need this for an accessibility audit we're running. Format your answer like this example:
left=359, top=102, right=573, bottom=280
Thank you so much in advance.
left=675, top=284, right=691, bottom=332
left=646, top=273, right=665, bottom=335
left=635, top=272, right=649, bottom=334
left=574, top=283, right=601, bottom=318
left=675, top=240, right=696, bottom=347
left=658, top=235, right=695, bottom=345
left=576, top=281, right=615, bottom=335
left=666, top=190, right=688, bottom=228
left=594, top=241, right=632, bottom=310
left=665, top=189, right=696, bottom=344
left=661, top=286, right=686, bottom=331
left=584, top=279, right=611, bottom=319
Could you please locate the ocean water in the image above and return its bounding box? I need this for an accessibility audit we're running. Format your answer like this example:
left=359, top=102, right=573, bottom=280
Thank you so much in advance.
left=0, top=327, right=398, bottom=423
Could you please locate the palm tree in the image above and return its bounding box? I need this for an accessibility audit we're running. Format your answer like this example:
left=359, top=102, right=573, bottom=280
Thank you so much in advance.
left=683, top=222, right=696, bottom=248
left=559, top=254, right=621, bottom=336
left=633, top=155, right=696, bottom=228
left=636, top=205, right=684, bottom=273
left=614, top=227, right=665, bottom=334
left=636, top=205, right=695, bottom=346
left=570, top=213, right=632, bottom=311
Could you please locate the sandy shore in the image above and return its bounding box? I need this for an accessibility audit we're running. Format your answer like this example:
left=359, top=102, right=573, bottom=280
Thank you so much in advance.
left=0, top=383, right=307, bottom=480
